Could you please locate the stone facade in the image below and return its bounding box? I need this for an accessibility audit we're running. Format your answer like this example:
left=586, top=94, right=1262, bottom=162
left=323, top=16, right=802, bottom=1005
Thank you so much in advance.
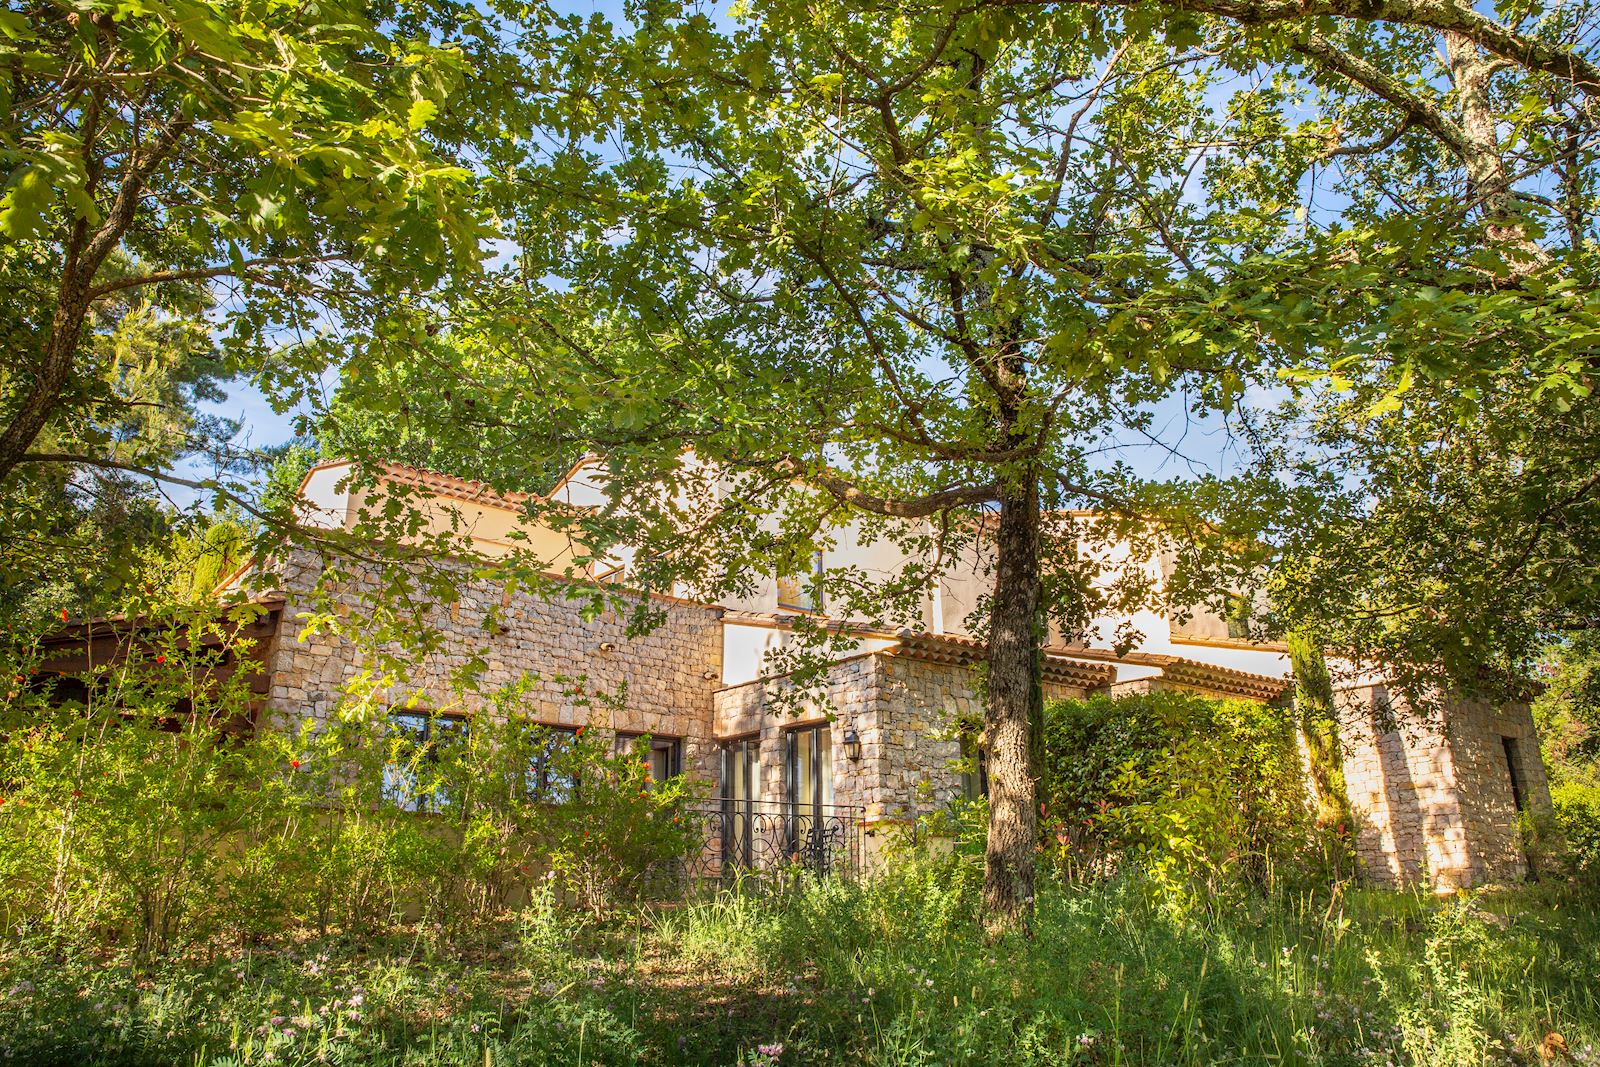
left=1337, top=683, right=1550, bottom=890
left=713, top=650, right=1091, bottom=829
left=218, top=461, right=1556, bottom=890
left=262, top=550, right=728, bottom=780
left=262, top=552, right=1027, bottom=825
left=234, top=549, right=1551, bottom=890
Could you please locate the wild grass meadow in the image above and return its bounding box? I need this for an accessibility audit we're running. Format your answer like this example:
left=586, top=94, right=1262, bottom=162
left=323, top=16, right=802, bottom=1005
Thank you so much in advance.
left=5, top=870, right=1597, bottom=1067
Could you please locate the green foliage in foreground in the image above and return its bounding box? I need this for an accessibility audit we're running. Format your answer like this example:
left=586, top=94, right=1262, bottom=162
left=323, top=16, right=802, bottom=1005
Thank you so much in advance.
left=4, top=871, right=1598, bottom=1067
left=1036, top=692, right=1346, bottom=903
left=1535, top=634, right=1600, bottom=888
left=0, top=618, right=701, bottom=955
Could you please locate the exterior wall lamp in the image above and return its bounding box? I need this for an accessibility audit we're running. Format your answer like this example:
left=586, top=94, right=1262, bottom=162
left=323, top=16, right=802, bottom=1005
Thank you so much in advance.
left=842, top=726, right=862, bottom=762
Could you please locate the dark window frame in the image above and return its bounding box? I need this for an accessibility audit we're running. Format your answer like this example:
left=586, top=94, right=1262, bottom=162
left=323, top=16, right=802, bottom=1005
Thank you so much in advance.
left=722, top=735, right=761, bottom=799
left=720, top=735, right=763, bottom=868
left=525, top=724, right=581, bottom=803
left=786, top=723, right=832, bottom=814
left=384, top=709, right=469, bottom=813
left=615, top=731, right=683, bottom=781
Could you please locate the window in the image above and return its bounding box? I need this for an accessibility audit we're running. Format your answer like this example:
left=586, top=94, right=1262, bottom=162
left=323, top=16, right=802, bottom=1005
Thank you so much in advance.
left=1502, top=737, right=1528, bottom=812
left=787, top=724, right=834, bottom=814
left=384, top=711, right=468, bottom=812
left=1224, top=592, right=1253, bottom=641
left=776, top=551, right=825, bottom=613
left=1168, top=589, right=1282, bottom=645
left=526, top=725, right=580, bottom=803
left=616, top=732, right=683, bottom=781
left=786, top=725, right=838, bottom=871
left=721, top=737, right=763, bottom=868
left=722, top=737, right=762, bottom=803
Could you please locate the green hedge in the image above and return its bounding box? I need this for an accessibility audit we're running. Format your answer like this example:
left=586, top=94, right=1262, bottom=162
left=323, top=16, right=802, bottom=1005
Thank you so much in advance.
left=1037, top=691, right=1338, bottom=904
left=1550, top=782, right=1600, bottom=892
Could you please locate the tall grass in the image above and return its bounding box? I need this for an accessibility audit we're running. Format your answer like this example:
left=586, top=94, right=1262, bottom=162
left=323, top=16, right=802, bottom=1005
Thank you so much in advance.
left=2, top=870, right=1596, bottom=1066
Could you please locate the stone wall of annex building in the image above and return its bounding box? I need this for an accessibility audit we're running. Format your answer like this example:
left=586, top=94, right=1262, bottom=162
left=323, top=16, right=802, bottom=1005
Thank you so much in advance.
left=1336, top=684, right=1549, bottom=891
left=858, top=656, right=971, bottom=822
left=1337, top=685, right=1467, bottom=889
left=261, top=550, right=727, bottom=779
left=712, top=653, right=880, bottom=814
left=1437, top=694, right=1549, bottom=884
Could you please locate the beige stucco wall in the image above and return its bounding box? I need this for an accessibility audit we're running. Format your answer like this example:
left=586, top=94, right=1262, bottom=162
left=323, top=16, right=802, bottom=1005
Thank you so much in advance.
left=344, top=480, right=583, bottom=569
left=293, top=462, right=588, bottom=571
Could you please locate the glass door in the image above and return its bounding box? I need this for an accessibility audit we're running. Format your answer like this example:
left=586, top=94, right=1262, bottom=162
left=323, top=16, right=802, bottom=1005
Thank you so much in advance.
left=722, top=737, right=761, bottom=868
left=786, top=725, right=833, bottom=870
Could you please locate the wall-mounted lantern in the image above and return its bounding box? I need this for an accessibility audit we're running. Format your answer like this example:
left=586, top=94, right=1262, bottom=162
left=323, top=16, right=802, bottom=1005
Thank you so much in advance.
left=842, top=725, right=862, bottom=762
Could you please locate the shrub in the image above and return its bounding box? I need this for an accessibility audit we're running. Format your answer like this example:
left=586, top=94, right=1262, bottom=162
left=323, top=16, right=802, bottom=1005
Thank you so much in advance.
left=0, top=609, right=289, bottom=956
left=1550, top=781, right=1600, bottom=892
left=1, top=616, right=707, bottom=955
left=541, top=730, right=706, bottom=916
left=1037, top=691, right=1326, bottom=906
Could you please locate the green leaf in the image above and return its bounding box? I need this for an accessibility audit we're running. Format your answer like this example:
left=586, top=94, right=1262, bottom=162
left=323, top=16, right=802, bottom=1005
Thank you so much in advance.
left=408, top=99, right=439, bottom=131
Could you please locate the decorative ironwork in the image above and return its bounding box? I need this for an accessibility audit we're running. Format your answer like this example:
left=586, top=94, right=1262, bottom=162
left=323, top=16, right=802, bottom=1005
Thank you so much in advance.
left=681, top=798, right=863, bottom=882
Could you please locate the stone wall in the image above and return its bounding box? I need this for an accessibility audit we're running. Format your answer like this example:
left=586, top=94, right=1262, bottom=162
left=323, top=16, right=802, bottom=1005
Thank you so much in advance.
left=713, top=651, right=1089, bottom=832
left=1337, top=683, right=1550, bottom=890
left=253, top=549, right=1549, bottom=892
left=261, top=551, right=1087, bottom=825
left=1429, top=692, right=1549, bottom=884
left=713, top=653, right=876, bottom=813
left=262, top=550, right=727, bottom=780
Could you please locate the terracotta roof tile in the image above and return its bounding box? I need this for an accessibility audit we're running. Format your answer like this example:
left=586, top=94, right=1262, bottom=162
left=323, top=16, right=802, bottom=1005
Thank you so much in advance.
left=888, top=631, right=1119, bottom=690
left=376, top=462, right=537, bottom=509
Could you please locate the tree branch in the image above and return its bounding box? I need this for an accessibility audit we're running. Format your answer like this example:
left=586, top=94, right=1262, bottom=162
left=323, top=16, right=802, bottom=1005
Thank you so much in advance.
left=1293, top=34, right=1474, bottom=160
left=799, top=465, right=1001, bottom=517
left=983, top=0, right=1600, bottom=95
left=86, top=254, right=348, bottom=301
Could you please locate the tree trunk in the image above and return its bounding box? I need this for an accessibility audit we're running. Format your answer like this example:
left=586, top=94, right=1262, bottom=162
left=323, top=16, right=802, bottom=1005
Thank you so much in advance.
left=0, top=234, right=92, bottom=484
left=983, top=478, right=1043, bottom=935
left=1443, top=30, right=1543, bottom=265
left=0, top=116, right=186, bottom=484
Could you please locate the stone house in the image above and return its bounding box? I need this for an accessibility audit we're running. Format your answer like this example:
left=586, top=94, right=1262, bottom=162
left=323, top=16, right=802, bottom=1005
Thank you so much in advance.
left=41, top=458, right=1551, bottom=890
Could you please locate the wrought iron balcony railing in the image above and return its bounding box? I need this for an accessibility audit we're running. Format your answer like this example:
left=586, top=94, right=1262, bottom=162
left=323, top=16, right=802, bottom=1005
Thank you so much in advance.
left=681, top=798, right=864, bottom=881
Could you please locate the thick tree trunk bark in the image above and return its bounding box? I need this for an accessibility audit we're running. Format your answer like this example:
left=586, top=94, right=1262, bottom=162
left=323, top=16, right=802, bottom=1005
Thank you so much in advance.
left=1443, top=30, right=1544, bottom=268
left=982, top=478, right=1043, bottom=935
left=0, top=286, right=90, bottom=483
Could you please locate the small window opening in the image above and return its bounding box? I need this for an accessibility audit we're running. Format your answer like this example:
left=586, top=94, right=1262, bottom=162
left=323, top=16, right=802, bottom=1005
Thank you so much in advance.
left=777, top=551, right=825, bottom=613
left=1501, top=736, right=1527, bottom=812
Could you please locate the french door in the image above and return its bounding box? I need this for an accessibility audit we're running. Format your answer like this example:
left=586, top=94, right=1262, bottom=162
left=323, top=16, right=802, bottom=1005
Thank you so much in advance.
left=786, top=725, right=834, bottom=870
left=721, top=737, right=762, bottom=868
